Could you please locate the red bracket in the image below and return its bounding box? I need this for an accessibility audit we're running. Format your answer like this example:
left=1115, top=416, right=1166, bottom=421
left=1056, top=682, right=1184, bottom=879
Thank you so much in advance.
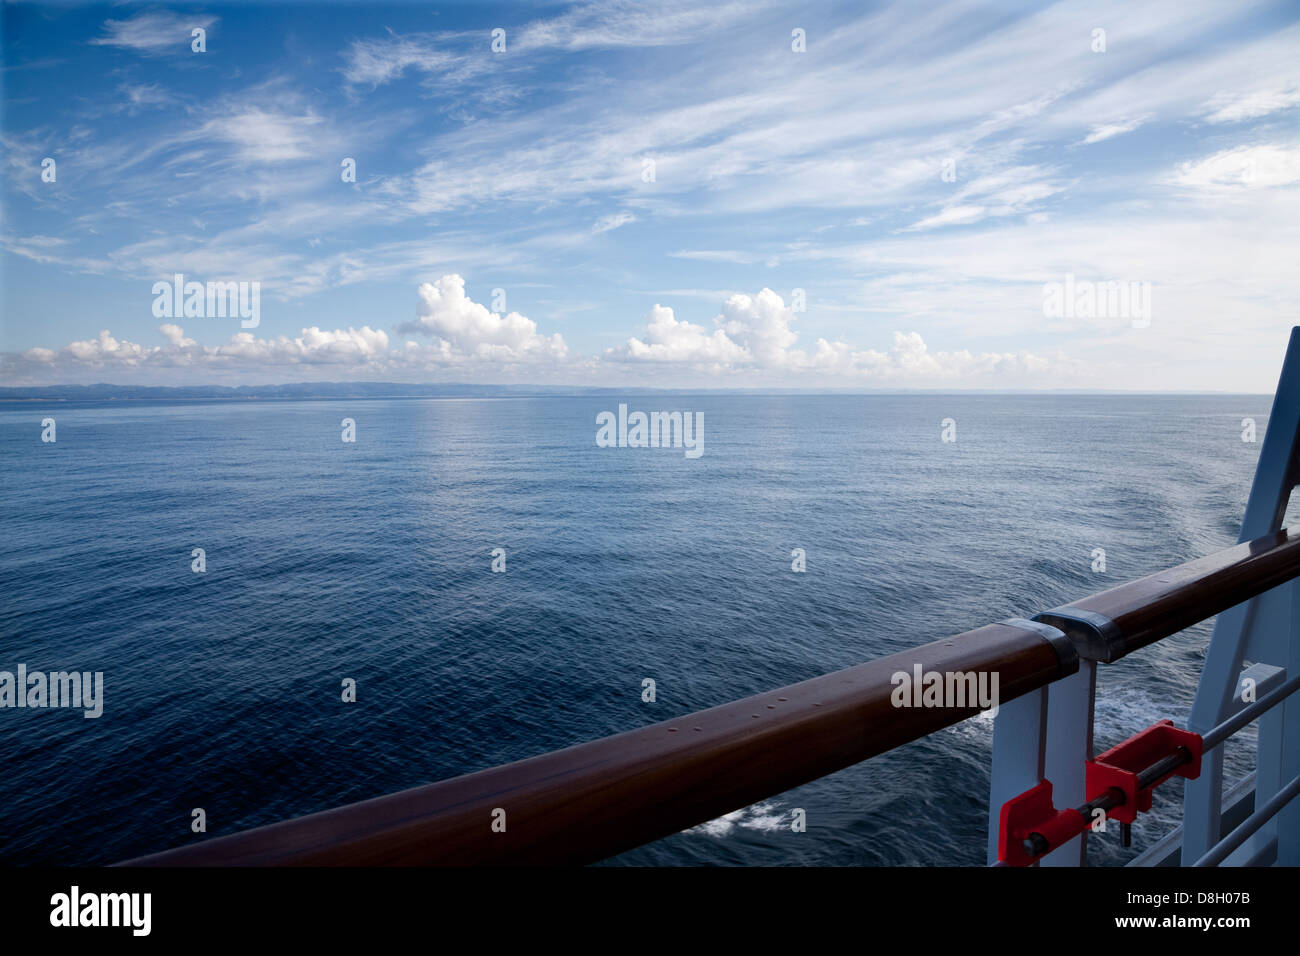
left=997, top=780, right=1085, bottom=866
left=1085, top=719, right=1202, bottom=824
left=997, top=719, right=1203, bottom=865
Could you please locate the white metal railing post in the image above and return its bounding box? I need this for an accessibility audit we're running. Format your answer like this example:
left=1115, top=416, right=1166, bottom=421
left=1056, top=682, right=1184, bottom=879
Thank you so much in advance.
left=988, top=687, right=1048, bottom=864
left=1184, top=326, right=1300, bottom=865
left=987, top=657, right=1094, bottom=866
left=1038, top=661, right=1096, bottom=866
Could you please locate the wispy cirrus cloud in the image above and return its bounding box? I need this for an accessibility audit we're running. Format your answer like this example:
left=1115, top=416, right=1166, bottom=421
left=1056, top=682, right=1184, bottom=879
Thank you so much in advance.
left=906, top=166, right=1067, bottom=231
left=592, top=211, right=636, bottom=234
left=1168, top=143, right=1300, bottom=190
left=113, top=82, right=173, bottom=113
left=1202, top=87, right=1300, bottom=124
left=340, top=29, right=496, bottom=89
left=90, top=11, right=216, bottom=55
left=514, top=0, right=768, bottom=52
left=198, top=105, right=327, bottom=163
left=5, top=0, right=1300, bottom=390
left=1080, top=118, right=1147, bottom=144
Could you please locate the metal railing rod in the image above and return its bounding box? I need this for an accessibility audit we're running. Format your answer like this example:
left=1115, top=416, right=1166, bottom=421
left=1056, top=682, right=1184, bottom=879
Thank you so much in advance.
left=1202, top=673, right=1300, bottom=751
left=1192, top=772, right=1300, bottom=867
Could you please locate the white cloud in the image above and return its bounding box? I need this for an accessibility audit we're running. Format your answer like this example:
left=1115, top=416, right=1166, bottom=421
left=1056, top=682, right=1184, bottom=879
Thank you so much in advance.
left=63, top=330, right=153, bottom=365
left=159, top=324, right=195, bottom=347
left=1169, top=143, right=1300, bottom=189
left=343, top=34, right=446, bottom=86
left=1202, top=87, right=1300, bottom=124
left=8, top=0, right=1299, bottom=393
left=116, top=83, right=172, bottom=113
left=218, top=326, right=390, bottom=364
left=1081, top=118, right=1146, bottom=144
left=199, top=107, right=326, bottom=164
left=908, top=204, right=989, bottom=231
left=90, top=13, right=216, bottom=55
left=398, top=275, right=567, bottom=361
left=667, top=249, right=762, bottom=265
left=715, top=289, right=801, bottom=367
left=515, top=0, right=764, bottom=52
left=340, top=32, right=491, bottom=89
left=807, top=330, right=1053, bottom=381
left=610, top=289, right=804, bottom=368
left=592, top=211, right=637, bottom=234
left=908, top=166, right=1066, bottom=231
left=610, top=288, right=1062, bottom=384
left=615, top=304, right=748, bottom=365
left=23, top=325, right=391, bottom=369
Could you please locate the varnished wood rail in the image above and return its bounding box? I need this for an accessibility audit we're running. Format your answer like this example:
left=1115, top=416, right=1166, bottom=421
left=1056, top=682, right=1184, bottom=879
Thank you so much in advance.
left=1037, top=529, right=1300, bottom=662
left=122, top=620, right=1073, bottom=866
left=120, top=529, right=1300, bottom=866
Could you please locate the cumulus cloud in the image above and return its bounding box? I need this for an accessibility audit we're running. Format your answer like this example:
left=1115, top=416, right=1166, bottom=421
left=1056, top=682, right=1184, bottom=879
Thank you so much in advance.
left=217, top=326, right=390, bottom=364
left=715, top=289, right=801, bottom=367
left=21, top=325, right=390, bottom=369
left=617, top=304, right=749, bottom=365
left=398, top=275, right=567, bottom=361
left=14, top=283, right=1064, bottom=386
left=20, top=347, right=57, bottom=364
left=613, top=289, right=806, bottom=368
left=14, top=275, right=571, bottom=376
left=610, top=288, right=1058, bottom=383
left=603, top=287, right=1060, bottom=385
left=159, top=324, right=194, bottom=347
left=63, top=330, right=154, bottom=365
left=806, top=331, right=1052, bottom=380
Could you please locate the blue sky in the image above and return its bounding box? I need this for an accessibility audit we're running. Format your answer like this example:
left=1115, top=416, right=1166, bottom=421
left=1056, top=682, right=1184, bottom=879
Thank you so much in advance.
left=2, top=0, right=1298, bottom=389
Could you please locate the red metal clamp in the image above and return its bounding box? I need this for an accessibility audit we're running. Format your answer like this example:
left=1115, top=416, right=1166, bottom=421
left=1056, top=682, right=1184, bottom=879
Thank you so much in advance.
left=997, top=719, right=1203, bottom=865
left=1085, top=719, right=1202, bottom=824
left=997, top=780, right=1085, bottom=866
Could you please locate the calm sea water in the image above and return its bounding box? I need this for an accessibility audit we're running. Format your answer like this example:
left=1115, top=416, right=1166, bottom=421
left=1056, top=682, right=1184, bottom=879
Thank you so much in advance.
left=0, top=394, right=1283, bottom=866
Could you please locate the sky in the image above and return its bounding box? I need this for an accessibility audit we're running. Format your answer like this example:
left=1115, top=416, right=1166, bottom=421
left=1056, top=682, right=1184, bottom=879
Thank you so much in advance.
left=1, top=0, right=1298, bottom=390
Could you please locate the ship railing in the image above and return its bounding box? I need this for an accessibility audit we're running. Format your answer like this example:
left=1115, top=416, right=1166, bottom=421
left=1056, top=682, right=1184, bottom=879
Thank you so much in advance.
left=120, top=328, right=1300, bottom=867
left=988, top=530, right=1300, bottom=867
left=117, top=528, right=1300, bottom=866
left=1188, top=673, right=1300, bottom=866
left=989, top=326, right=1300, bottom=868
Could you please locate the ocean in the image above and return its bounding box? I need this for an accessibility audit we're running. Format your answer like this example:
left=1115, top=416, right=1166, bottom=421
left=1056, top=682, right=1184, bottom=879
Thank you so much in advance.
left=0, top=394, right=1282, bottom=866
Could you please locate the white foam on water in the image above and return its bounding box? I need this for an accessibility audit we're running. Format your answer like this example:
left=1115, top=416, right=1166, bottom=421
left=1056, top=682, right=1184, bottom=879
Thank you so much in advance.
left=685, top=800, right=786, bottom=837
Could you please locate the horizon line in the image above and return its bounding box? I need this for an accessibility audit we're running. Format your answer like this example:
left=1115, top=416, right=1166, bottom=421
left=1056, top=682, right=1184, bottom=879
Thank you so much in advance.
left=0, top=380, right=1277, bottom=399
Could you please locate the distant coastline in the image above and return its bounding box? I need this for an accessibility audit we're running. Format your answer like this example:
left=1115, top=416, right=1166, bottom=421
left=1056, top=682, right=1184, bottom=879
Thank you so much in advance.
left=0, top=382, right=1270, bottom=401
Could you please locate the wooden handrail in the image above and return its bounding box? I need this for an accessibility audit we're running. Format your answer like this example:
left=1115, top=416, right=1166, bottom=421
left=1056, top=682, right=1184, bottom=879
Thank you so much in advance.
left=1036, top=529, right=1300, bottom=662
left=119, top=528, right=1300, bottom=866
left=121, top=620, right=1073, bottom=866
